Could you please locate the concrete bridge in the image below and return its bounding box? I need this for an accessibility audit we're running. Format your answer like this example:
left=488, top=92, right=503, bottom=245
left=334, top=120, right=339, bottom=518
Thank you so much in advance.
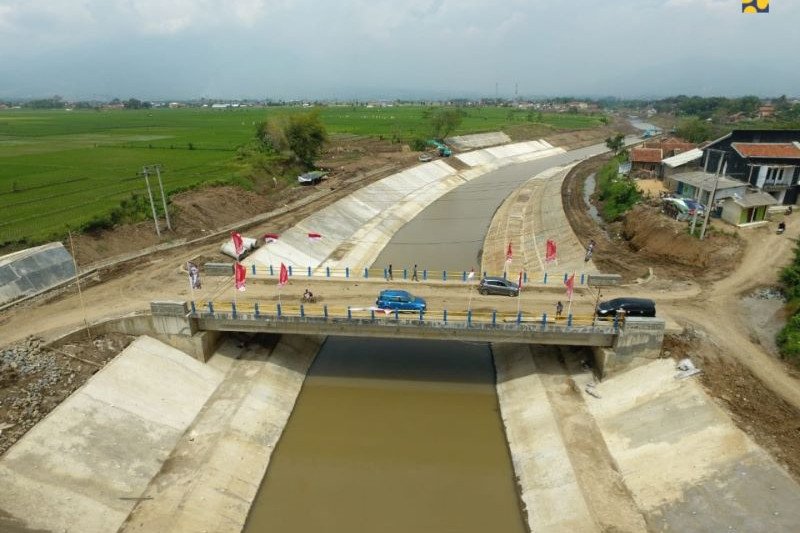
left=96, top=301, right=668, bottom=378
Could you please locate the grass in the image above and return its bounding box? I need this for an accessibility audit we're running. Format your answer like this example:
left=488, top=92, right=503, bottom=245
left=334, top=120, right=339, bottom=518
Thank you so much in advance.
left=0, top=106, right=603, bottom=246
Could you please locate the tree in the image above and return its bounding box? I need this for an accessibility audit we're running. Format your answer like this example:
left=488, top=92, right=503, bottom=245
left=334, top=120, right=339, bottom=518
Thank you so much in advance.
left=429, top=108, right=464, bottom=139
left=605, top=133, right=625, bottom=154
left=284, top=111, right=327, bottom=167
left=676, top=117, right=713, bottom=143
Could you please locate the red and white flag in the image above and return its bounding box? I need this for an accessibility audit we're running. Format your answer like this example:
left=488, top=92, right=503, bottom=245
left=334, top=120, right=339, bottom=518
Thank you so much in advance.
left=467, top=268, right=475, bottom=280
left=263, top=233, right=279, bottom=243
left=506, top=242, right=513, bottom=262
left=308, top=232, right=322, bottom=241
left=545, top=239, right=557, bottom=263
left=565, top=273, right=575, bottom=300
left=231, top=231, right=244, bottom=256
left=234, top=262, right=246, bottom=291
left=278, top=262, right=289, bottom=286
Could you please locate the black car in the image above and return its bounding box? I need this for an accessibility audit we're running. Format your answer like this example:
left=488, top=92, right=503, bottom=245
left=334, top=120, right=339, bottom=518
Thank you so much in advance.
left=595, top=297, right=656, bottom=318
left=478, top=276, right=519, bottom=297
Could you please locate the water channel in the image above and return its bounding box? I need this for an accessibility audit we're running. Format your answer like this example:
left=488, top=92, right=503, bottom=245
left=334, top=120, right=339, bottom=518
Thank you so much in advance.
left=244, top=337, right=526, bottom=533
left=245, top=142, right=615, bottom=530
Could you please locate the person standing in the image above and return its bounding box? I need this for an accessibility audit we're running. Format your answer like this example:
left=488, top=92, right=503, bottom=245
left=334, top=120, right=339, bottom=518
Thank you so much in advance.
left=412, top=264, right=418, bottom=282
left=556, top=300, right=563, bottom=319
left=387, top=263, right=393, bottom=280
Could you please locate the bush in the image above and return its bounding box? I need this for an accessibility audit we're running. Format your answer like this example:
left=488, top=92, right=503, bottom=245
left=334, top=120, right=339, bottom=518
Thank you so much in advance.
left=778, top=242, right=800, bottom=363
left=410, top=138, right=427, bottom=151
left=596, top=157, right=640, bottom=222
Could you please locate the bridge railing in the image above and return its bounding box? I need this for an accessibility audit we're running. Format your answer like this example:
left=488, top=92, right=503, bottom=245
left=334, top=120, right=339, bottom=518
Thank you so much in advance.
left=189, top=300, right=620, bottom=333
left=237, top=264, right=588, bottom=287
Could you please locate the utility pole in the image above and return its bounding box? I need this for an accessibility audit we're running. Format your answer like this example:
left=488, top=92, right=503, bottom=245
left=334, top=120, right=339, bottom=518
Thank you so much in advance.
left=152, top=165, right=172, bottom=231
left=140, top=166, right=160, bottom=237
left=700, top=150, right=726, bottom=240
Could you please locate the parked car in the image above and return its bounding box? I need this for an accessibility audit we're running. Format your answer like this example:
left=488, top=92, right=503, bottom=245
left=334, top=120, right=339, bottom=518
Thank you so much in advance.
left=418, top=153, right=434, bottom=162
left=595, top=297, right=656, bottom=318
left=681, top=198, right=705, bottom=216
left=376, top=290, right=427, bottom=312
left=297, top=171, right=326, bottom=185
left=478, top=276, right=520, bottom=297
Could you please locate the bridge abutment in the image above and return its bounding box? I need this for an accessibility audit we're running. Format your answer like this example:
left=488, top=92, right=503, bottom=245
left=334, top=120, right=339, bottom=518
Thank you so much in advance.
left=593, top=317, right=666, bottom=378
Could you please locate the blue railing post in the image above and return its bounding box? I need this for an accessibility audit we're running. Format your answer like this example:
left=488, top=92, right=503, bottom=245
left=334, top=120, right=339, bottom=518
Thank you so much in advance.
left=542, top=312, right=548, bottom=327
left=613, top=314, right=619, bottom=330
left=269, top=264, right=274, bottom=276
left=288, top=265, right=293, bottom=277
left=348, top=306, right=352, bottom=320
left=231, top=302, right=236, bottom=318
left=190, top=301, right=196, bottom=314
left=251, top=264, right=256, bottom=275
left=419, top=309, right=424, bottom=321
left=517, top=311, right=521, bottom=325
left=277, top=303, right=282, bottom=318
left=346, top=267, right=350, bottom=278
left=300, top=304, right=305, bottom=318
left=483, top=271, right=487, bottom=278
left=307, top=266, right=312, bottom=277
left=580, top=273, right=585, bottom=285
left=254, top=302, right=260, bottom=317
left=371, top=309, right=375, bottom=321
left=364, top=267, right=368, bottom=279
left=567, top=313, right=573, bottom=327
left=403, top=268, right=407, bottom=280
left=442, top=270, right=447, bottom=281
left=563, top=272, right=568, bottom=283
left=326, top=266, right=330, bottom=278
left=503, top=271, right=507, bottom=280
left=383, top=268, right=388, bottom=279
left=443, top=309, right=448, bottom=324
left=467, top=310, right=472, bottom=327
left=208, top=302, right=214, bottom=314
left=524, top=272, right=528, bottom=284
left=543, top=272, right=548, bottom=284
left=492, top=310, right=497, bottom=326
left=423, top=269, right=428, bottom=281
left=395, top=309, right=399, bottom=320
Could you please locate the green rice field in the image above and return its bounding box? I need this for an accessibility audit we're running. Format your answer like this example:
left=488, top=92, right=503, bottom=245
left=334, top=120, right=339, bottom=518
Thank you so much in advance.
left=0, top=106, right=603, bottom=246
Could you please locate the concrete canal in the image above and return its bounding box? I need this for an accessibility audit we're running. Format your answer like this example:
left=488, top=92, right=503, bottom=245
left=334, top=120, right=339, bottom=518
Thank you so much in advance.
left=244, top=336, right=526, bottom=533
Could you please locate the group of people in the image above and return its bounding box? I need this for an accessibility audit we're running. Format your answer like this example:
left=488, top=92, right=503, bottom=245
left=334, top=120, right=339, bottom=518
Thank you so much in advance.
left=386, top=264, right=418, bottom=281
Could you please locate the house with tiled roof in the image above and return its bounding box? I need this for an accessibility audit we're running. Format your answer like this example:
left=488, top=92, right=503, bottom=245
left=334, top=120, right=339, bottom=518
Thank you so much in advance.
left=702, top=129, right=800, bottom=205
left=630, top=147, right=663, bottom=175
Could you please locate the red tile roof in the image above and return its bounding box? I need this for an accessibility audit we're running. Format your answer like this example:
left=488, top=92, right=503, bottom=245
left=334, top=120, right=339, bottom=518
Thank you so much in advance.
left=732, top=142, right=800, bottom=159
left=630, top=147, right=663, bottom=163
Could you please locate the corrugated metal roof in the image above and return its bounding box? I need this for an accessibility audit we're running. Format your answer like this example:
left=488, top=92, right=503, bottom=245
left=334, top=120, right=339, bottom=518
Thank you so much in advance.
left=669, top=171, right=746, bottom=190
left=730, top=190, right=779, bottom=208
left=663, top=148, right=703, bottom=168
left=731, top=142, right=800, bottom=159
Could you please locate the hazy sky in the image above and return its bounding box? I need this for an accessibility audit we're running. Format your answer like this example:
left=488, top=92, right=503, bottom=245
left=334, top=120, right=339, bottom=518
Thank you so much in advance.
left=1, top=0, right=797, bottom=100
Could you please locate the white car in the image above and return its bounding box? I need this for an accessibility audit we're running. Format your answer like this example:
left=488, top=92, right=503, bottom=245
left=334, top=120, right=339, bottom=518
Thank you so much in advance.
left=418, top=153, right=434, bottom=162
left=298, top=171, right=326, bottom=185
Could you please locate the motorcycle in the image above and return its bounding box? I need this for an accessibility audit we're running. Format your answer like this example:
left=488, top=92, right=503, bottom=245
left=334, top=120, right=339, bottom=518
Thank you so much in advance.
left=777, top=222, right=786, bottom=235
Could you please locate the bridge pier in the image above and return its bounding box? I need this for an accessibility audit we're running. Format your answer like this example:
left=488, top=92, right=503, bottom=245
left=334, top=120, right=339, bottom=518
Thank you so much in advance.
left=593, top=317, right=666, bottom=378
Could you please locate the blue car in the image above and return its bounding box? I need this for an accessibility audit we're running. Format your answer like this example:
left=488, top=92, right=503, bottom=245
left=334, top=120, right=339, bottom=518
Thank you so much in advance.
left=376, top=290, right=427, bottom=312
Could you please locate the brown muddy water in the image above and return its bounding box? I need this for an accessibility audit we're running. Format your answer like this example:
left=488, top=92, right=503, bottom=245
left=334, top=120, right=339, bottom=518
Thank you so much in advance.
left=244, top=336, right=526, bottom=533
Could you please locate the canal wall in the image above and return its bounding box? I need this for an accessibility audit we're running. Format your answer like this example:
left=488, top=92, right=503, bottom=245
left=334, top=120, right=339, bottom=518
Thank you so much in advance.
left=0, top=336, right=224, bottom=533
left=120, top=333, right=322, bottom=532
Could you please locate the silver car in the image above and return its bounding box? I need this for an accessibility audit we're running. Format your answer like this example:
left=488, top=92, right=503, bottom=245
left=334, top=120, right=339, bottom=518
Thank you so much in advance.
left=478, top=276, right=520, bottom=296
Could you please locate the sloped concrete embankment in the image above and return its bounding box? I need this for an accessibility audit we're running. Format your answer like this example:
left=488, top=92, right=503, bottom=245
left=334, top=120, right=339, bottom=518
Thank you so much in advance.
left=121, top=334, right=322, bottom=532
left=481, top=164, right=594, bottom=277
left=244, top=140, right=565, bottom=273
left=0, top=336, right=223, bottom=533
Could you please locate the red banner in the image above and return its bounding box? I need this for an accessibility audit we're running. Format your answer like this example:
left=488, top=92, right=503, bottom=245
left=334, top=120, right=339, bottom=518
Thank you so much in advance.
left=545, top=239, right=557, bottom=263
left=231, top=231, right=244, bottom=256
left=308, top=232, right=322, bottom=241
left=565, top=273, right=575, bottom=300
left=234, top=262, right=246, bottom=291
left=279, top=262, right=289, bottom=286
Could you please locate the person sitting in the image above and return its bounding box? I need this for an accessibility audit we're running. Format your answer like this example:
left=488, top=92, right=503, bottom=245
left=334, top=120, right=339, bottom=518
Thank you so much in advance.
left=302, top=288, right=314, bottom=302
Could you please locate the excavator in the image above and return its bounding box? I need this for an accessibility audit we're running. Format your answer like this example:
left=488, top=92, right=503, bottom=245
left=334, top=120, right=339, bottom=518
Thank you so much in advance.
left=427, top=139, right=452, bottom=157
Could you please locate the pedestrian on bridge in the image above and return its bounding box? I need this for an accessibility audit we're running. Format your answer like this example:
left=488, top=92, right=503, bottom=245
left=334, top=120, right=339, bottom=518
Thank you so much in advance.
left=412, top=264, right=418, bottom=282
left=556, top=301, right=563, bottom=319
left=387, top=264, right=393, bottom=281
